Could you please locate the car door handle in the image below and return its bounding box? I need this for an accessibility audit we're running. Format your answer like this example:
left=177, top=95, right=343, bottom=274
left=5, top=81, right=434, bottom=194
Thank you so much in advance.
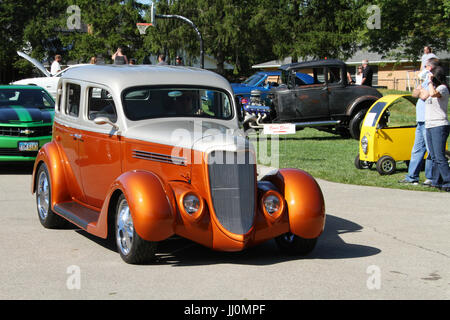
left=70, top=133, right=83, bottom=140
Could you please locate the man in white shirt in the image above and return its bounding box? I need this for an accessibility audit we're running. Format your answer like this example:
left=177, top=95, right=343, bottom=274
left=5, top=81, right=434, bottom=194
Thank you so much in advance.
left=420, top=46, right=438, bottom=70
left=50, top=55, right=62, bottom=75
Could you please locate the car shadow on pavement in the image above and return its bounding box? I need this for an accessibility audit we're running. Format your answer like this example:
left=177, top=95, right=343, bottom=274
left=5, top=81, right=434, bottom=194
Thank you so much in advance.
left=75, top=214, right=380, bottom=266
left=142, top=214, right=381, bottom=266
left=0, top=162, right=34, bottom=175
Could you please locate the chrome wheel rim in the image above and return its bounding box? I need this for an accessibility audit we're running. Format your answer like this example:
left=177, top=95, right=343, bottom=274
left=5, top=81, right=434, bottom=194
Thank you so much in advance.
left=37, top=170, right=50, bottom=220
left=382, top=161, right=393, bottom=172
left=116, top=198, right=134, bottom=256
left=283, top=233, right=295, bottom=243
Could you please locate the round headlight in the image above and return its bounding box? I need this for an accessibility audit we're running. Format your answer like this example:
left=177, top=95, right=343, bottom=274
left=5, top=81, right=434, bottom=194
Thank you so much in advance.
left=264, top=194, right=281, bottom=215
left=183, top=194, right=200, bottom=214
left=361, top=135, right=369, bottom=154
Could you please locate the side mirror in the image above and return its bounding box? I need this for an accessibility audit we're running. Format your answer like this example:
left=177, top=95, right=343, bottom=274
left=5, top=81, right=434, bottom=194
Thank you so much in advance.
left=94, top=116, right=119, bottom=131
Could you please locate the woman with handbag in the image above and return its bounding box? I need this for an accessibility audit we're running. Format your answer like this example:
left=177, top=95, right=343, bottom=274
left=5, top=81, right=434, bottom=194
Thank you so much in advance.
left=424, top=66, right=450, bottom=191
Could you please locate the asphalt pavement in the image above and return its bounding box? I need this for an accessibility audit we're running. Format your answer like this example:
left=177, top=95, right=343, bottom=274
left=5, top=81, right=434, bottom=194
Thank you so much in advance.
left=0, top=163, right=448, bottom=300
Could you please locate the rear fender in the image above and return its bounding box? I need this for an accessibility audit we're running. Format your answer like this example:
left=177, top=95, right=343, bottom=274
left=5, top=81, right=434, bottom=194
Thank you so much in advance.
left=346, top=95, right=380, bottom=116
left=262, top=168, right=325, bottom=239
left=107, top=170, right=175, bottom=242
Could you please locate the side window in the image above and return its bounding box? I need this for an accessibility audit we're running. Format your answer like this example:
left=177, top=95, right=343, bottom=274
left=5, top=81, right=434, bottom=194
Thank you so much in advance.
left=327, top=67, right=342, bottom=84
left=313, top=67, right=325, bottom=84
left=88, top=87, right=117, bottom=123
left=293, top=68, right=324, bottom=86
left=65, top=83, right=81, bottom=117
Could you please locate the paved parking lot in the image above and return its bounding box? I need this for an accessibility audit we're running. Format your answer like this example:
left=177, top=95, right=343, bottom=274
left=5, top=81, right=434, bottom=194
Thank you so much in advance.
left=0, top=163, right=449, bottom=300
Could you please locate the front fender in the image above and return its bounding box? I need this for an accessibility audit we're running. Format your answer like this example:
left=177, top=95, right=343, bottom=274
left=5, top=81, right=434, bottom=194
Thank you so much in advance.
left=31, top=142, right=71, bottom=206
left=108, top=170, right=175, bottom=242
left=262, top=168, right=325, bottom=239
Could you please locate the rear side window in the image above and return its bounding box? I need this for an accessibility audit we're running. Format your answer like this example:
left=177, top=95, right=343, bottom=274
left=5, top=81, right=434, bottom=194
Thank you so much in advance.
left=327, top=67, right=342, bottom=84
left=88, top=87, right=117, bottom=123
left=66, top=83, right=81, bottom=117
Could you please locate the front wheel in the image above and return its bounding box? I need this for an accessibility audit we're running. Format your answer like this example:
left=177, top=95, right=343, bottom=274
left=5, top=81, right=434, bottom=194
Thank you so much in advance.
left=354, top=154, right=373, bottom=170
left=275, top=233, right=318, bottom=256
left=115, top=194, right=157, bottom=264
left=36, top=163, right=67, bottom=228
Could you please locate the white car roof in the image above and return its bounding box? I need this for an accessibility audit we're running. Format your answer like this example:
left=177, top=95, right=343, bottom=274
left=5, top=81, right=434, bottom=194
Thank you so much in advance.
left=61, top=64, right=233, bottom=93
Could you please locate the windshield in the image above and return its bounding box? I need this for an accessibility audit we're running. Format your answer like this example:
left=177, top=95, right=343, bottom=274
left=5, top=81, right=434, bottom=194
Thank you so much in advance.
left=122, top=87, right=233, bottom=121
left=0, top=88, right=54, bottom=109
left=243, top=73, right=265, bottom=86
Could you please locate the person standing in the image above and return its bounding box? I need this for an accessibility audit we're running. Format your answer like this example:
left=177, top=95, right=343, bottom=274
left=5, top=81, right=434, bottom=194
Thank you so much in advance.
left=399, top=58, right=439, bottom=186
left=175, top=56, right=184, bottom=66
left=50, top=55, right=62, bottom=75
left=361, top=59, right=373, bottom=87
left=424, top=66, right=450, bottom=191
left=355, top=66, right=363, bottom=85
left=157, top=54, right=168, bottom=65
left=420, top=46, right=438, bottom=71
left=112, top=47, right=128, bottom=65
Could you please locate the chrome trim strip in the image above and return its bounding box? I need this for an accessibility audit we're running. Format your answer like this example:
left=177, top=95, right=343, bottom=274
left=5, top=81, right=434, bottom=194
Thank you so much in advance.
left=132, top=149, right=186, bottom=166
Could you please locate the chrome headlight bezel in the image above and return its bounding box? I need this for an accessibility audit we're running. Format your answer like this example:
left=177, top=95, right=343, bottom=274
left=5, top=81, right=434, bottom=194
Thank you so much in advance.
left=261, top=190, right=285, bottom=222
left=264, top=194, right=281, bottom=214
left=361, top=135, right=369, bottom=154
left=183, top=193, right=201, bottom=214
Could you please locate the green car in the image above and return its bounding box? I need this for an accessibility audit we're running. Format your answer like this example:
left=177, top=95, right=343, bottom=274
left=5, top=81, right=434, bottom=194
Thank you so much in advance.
left=0, top=85, right=54, bottom=161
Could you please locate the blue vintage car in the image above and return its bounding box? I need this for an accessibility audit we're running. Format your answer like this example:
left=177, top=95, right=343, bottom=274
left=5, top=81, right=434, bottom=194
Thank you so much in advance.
left=231, top=71, right=313, bottom=102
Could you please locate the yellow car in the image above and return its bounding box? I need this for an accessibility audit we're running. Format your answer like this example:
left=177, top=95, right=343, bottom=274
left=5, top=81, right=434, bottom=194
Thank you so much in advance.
left=355, top=94, right=420, bottom=175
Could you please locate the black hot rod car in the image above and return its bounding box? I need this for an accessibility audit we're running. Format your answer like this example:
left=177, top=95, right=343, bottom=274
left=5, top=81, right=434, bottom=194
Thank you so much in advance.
left=241, top=59, right=382, bottom=139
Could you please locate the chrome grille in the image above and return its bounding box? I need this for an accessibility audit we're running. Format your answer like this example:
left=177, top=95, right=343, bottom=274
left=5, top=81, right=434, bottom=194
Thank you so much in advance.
left=208, top=150, right=256, bottom=235
left=0, top=126, right=52, bottom=137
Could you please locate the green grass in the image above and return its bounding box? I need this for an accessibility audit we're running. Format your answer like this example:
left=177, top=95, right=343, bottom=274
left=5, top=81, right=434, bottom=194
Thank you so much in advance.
left=252, top=89, right=450, bottom=192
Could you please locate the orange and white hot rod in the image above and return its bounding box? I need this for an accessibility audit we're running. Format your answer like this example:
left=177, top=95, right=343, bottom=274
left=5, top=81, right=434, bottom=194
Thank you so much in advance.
left=31, top=65, right=325, bottom=264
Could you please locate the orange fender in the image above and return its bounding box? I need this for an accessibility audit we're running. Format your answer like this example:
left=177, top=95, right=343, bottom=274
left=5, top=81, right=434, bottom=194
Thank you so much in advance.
left=108, top=170, right=175, bottom=242
left=31, top=142, right=71, bottom=206
left=262, top=168, right=325, bottom=239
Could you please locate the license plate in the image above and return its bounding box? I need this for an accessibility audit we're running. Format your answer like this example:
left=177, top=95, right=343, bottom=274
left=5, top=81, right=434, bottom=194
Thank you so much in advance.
left=18, top=141, right=39, bottom=152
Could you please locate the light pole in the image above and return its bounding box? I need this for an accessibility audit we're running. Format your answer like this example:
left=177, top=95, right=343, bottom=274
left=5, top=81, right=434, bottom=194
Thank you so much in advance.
left=155, top=13, right=204, bottom=69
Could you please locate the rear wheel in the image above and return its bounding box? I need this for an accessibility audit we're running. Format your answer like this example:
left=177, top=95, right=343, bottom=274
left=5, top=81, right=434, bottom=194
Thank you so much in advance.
left=349, top=109, right=368, bottom=139
left=36, top=163, right=67, bottom=228
left=115, top=194, right=157, bottom=264
left=275, top=233, right=318, bottom=256
left=376, top=156, right=396, bottom=175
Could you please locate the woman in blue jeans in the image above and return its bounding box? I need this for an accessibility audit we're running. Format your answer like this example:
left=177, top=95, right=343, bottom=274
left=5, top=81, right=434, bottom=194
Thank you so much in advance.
left=425, top=66, right=450, bottom=191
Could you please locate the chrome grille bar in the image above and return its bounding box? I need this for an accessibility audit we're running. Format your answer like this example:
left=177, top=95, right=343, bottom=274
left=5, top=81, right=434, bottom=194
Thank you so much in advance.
left=132, top=149, right=187, bottom=166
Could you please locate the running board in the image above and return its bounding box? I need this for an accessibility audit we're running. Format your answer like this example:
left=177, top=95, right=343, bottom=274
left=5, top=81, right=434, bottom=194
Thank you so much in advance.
left=54, top=202, right=100, bottom=230
left=294, top=120, right=341, bottom=129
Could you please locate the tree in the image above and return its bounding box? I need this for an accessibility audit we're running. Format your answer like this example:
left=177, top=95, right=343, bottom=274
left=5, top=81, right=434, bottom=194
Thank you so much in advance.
left=361, top=0, right=449, bottom=62
left=60, top=0, right=145, bottom=63
left=265, top=0, right=366, bottom=62
left=140, top=0, right=275, bottom=76
left=0, top=0, right=68, bottom=83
